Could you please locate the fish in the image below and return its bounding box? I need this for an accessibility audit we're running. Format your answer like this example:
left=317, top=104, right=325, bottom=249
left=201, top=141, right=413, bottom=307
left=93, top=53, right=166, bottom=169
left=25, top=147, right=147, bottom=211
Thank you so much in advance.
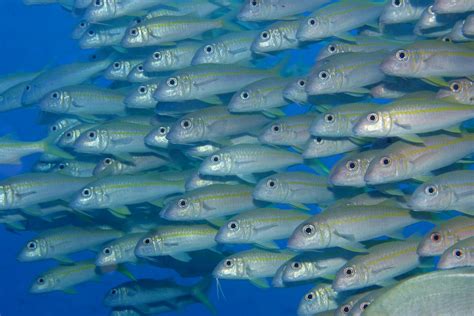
left=288, top=201, right=420, bottom=251
left=0, top=81, right=32, bottom=112
left=297, top=283, right=340, bottom=315
left=69, top=173, right=185, bottom=214
left=124, top=80, right=160, bottom=109
left=51, top=160, right=97, bottom=177
left=96, top=232, right=147, bottom=266
left=103, top=278, right=214, bottom=313
left=22, top=55, right=114, bottom=105
left=0, top=71, right=40, bottom=95
left=144, top=123, right=174, bottom=148
left=302, top=136, right=363, bottom=159
left=437, top=236, right=474, bottom=269
left=432, top=0, right=474, bottom=14
left=134, top=224, right=218, bottom=262
left=199, top=144, right=303, bottom=177
left=121, top=16, right=226, bottom=48
left=166, top=106, right=270, bottom=144
left=79, top=19, right=132, bottom=49
left=297, top=0, right=385, bottom=41
left=237, top=0, right=330, bottom=21
left=364, top=133, right=474, bottom=185
left=380, top=0, right=431, bottom=25
left=104, top=59, right=143, bottom=82
left=352, top=91, right=474, bottom=141
left=329, top=150, right=384, bottom=188
left=253, top=171, right=337, bottom=205
left=380, top=40, right=474, bottom=78
left=127, top=64, right=160, bottom=83
left=334, top=291, right=375, bottom=316
left=56, top=122, right=98, bottom=149
left=192, top=30, right=259, bottom=65
left=213, top=248, right=296, bottom=286
left=30, top=260, right=100, bottom=294
left=153, top=63, right=282, bottom=103
left=306, top=52, right=386, bottom=95
left=215, top=208, right=310, bottom=247
left=143, top=41, right=202, bottom=73
left=0, top=134, right=72, bottom=165
left=464, top=13, right=474, bottom=35
left=84, top=0, right=163, bottom=22
left=39, top=85, right=127, bottom=116
left=258, top=113, right=315, bottom=147
left=436, top=78, right=474, bottom=105
left=160, top=183, right=259, bottom=221
left=417, top=216, right=474, bottom=256
left=409, top=170, right=474, bottom=215
left=0, top=173, right=91, bottom=210
left=228, top=77, right=293, bottom=113
left=251, top=20, right=301, bottom=53
left=333, top=238, right=421, bottom=291
left=184, top=171, right=240, bottom=191
left=363, top=268, right=474, bottom=316
left=310, top=102, right=379, bottom=137
left=17, top=225, right=123, bottom=262
left=282, top=77, right=310, bottom=104
left=348, top=288, right=389, bottom=316
left=371, top=78, right=435, bottom=99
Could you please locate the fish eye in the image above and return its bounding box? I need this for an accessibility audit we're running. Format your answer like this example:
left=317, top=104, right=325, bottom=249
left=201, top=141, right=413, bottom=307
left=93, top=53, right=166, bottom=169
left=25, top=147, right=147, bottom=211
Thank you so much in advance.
left=211, top=155, right=220, bottom=163
left=81, top=188, right=92, bottom=197
left=88, top=131, right=97, bottom=139
left=442, top=37, right=451, bottom=43
left=298, top=80, right=306, bottom=87
left=324, top=113, right=335, bottom=123
left=302, top=224, right=315, bottom=236
left=104, top=158, right=113, bottom=165
left=51, top=125, right=58, bottom=132
left=343, top=266, right=355, bottom=277
left=159, top=126, right=168, bottom=135
left=58, top=163, right=66, bottom=170
left=450, top=82, right=461, bottom=92
left=51, top=91, right=60, bottom=99
left=240, top=91, right=250, bottom=100
left=135, top=18, right=142, bottom=24
left=271, top=124, right=280, bottom=132
left=453, top=249, right=464, bottom=258
left=291, top=261, right=301, bottom=270
left=266, top=179, right=277, bottom=188
left=424, top=185, right=437, bottom=196
left=110, top=288, right=118, bottom=295
left=315, top=137, right=324, bottom=144
left=103, top=247, right=111, bottom=255
left=25, top=85, right=31, bottom=91
left=305, top=292, right=315, bottom=301
left=345, top=160, right=358, bottom=171
left=180, top=119, right=192, bottom=129
left=396, top=50, right=408, bottom=61
left=129, top=28, right=138, bottom=36
left=367, top=113, right=379, bottom=122
left=260, top=31, right=269, bottom=40
left=95, top=0, right=102, bottom=6
left=66, top=132, right=72, bottom=138
left=37, top=277, right=45, bottom=284
left=113, top=62, right=121, bottom=69
left=79, top=21, right=86, bottom=28
left=178, top=198, right=188, bottom=208
left=137, top=65, right=144, bottom=72
left=328, top=45, right=336, bottom=53
left=143, top=238, right=151, bottom=244
left=430, top=232, right=441, bottom=242
left=228, top=221, right=239, bottom=231
left=204, top=45, right=213, bottom=54
left=318, top=71, right=329, bottom=80
left=138, top=86, right=147, bottom=94
left=250, top=0, right=258, bottom=6
left=341, top=304, right=351, bottom=314
left=225, top=259, right=233, bottom=267
left=380, top=157, right=392, bottom=166
left=360, top=302, right=370, bottom=310
left=392, top=0, right=402, bottom=7
left=153, top=52, right=162, bottom=60
left=308, top=18, right=316, bottom=26
left=88, top=29, right=95, bottom=36
left=167, top=77, right=178, bottom=87
left=27, top=241, right=37, bottom=250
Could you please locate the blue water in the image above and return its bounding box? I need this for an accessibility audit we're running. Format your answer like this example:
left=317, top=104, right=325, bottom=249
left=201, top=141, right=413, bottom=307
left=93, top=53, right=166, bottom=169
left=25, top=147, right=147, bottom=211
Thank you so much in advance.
left=0, top=2, right=455, bottom=316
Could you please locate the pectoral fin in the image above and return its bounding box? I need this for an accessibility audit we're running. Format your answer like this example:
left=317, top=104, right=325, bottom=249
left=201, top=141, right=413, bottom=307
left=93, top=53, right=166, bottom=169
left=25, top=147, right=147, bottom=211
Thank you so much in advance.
left=170, top=252, right=192, bottom=262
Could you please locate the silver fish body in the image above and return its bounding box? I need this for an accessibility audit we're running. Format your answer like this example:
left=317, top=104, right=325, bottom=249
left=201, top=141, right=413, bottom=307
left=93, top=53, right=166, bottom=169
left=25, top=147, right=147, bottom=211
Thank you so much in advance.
left=259, top=114, right=314, bottom=146
left=238, top=0, right=330, bottom=21
left=437, top=236, right=474, bottom=269
left=93, top=154, right=169, bottom=176
left=96, top=232, right=146, bottom=266
left=252, top=20, right=301, bottom=53
left=143, top=42, right=201, bottom=73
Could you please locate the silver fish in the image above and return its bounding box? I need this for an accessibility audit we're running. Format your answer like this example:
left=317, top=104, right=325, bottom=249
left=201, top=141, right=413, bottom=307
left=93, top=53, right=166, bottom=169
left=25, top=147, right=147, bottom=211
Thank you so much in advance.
left=143, top=41, right=202, bottom=73
left=238, top=0, right=330, bottom=21
left=96, top=232, right=147, bottom=266
left=93, top=154, right=169, bottom=176
left=251, top=20, right=301, bottom=53
left=303, top=137, right=362, bottom=159
left=259, top=114, right=315, bottom=147
left=298, top=283, right=340, bottom=315
left=436, top=78, right=474, bottom=105
left=437, top=236, right=474, bottom=269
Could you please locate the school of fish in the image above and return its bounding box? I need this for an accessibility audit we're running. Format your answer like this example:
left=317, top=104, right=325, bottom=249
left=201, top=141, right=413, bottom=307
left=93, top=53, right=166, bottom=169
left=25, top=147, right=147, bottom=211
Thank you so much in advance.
left=1, top=0, right=474, bottom=315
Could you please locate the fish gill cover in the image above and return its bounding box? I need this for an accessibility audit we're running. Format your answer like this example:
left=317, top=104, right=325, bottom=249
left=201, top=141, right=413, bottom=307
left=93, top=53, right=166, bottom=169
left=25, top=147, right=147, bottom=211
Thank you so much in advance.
left=0, top=0, right=474, bottom=315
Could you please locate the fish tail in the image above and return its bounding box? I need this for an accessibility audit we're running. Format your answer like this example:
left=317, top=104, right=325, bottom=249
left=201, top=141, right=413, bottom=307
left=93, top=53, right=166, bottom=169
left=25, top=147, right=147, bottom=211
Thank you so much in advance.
left=192, top=277, right=217, bottom=314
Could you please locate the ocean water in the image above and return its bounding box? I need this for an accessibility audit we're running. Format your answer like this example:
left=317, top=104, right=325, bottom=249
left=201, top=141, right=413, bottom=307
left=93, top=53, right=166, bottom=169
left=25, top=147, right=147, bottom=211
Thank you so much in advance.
left=0, top=1, right=472, bottom=316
